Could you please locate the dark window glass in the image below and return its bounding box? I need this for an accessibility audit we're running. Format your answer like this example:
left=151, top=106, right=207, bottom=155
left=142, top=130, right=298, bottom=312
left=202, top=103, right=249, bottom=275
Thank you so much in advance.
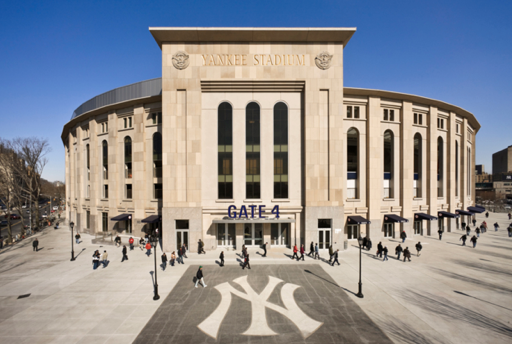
left=102, top=212, right=108, bottom=232
left=419, top=114, right=423, bottom=125
left=246, top=102, right=260, bottom=199
left=347, top=128, right=358, bottom=173
left=218, top=102, right=233, bottom=199
left=154, top=183, right=162, bottom=199
left=125, top=136, right=132, bottom=178
left=274, top=102, right=288, bottom=198
left=126, top=184, right=132, bottom=199
left=384, top=130, right=393, bottom=174
left=455, top=141, right=459, bottom=196
left=354, top=106, right=360, bottom=118
left=104, top=185, right=108, bottom=199
left=318, top=219, right=332, bottom=228
left=414, top=113, right=418, bottom=124
left=176, top=220, right=189, bottom=230
left=438, top=137, right=444, bottom=196
left=383, top=109, right=388, bottom=121
left=347, top=106, right=352, bottom=118
left=414, top=133, right=421, bottom=175
left=153, top=133, right=162, bottom=161
left=390, top=110, right=395, bottom=121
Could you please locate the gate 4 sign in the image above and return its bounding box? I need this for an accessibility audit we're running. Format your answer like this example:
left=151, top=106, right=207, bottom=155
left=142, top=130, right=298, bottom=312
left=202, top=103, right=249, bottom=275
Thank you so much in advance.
left=227, top=205, right=280, bottom=219
left=198, top=276, right=323, bottom=339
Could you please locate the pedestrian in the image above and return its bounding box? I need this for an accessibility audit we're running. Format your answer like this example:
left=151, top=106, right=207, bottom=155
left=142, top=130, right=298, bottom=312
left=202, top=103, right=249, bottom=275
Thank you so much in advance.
left=475, top=227, right=480, bottom=237
left=508, top=213, right=511, bottom=220
left=332, top=249, right=340, bottom=266
left=129, top=237, right=134, bottom=250
left=219, top=251, right=224, bottom=267
left=145, top=242, right=152, bottom=257
left=314, top=243, right=319, bottom=259
left=383, top=246, right=388, bottom=261
left=395, top=244, right=403, bottom=260
left=195, top=266, right=207, bottom=288
left=483, top=221, right=488, bottom=232
left=472, top=218, right=476, bottom=227
left=198, top=239, right=205, bottom=254
left=494, top=222, right=499, bottom=232
left=262, top=242, right=267, bottom=257
left=292, top=244, right=299, bottom=260
left=367, top=238, right=373, bottom=251
left=328, top=244, right=334, bottom=263
left=362, top=236, right=368, bottom=249
left=480, top=224, right=485, bottom=235
left=438, top=228, right=443, bottom=240
left=466, top=226, right=470, bottom=235
left=300, top=244, right=305, bottom=261
left=75, top=233, right=81, bottom=244
left=470, top=235, right=478, bottom=248
left=32, top=237, right=39, bottom=251
left=161, top=252, right=167, bottom=271
left=415, top=242, right=422, bottom=256
left=242, top=245, right=247, bottom=259
left=308, top=241, right=314, bottom=256
left=460, top=234, right=467, bottom=246
left=115, top=235, right=121, bottom=247
left=122, top=245, right=128, bottom=262
left=170, top=251, right=176, bottom=266
left=508, top=224, right=512, bottom=237
left=377, top=242, right=383, bottom=258
left=93, top=251, right=100, bottom=269
left=0, top=235, right=3, bottom=249
left=139, top=237, right=145, bottom=250
left=461, top=221, right=466, bottom=230
left=485, top=212, right=489, bottom=218
left=102, top=250, right=108, bottom=267
left=183, top=244, right=188, bottom=258
left=242, top=253, right=251, bottom=269
left=178, top=246, right=184, bottom=264
left=400, top=231, right=407, bottom=243
left=403, top=247, right=411, bottom=262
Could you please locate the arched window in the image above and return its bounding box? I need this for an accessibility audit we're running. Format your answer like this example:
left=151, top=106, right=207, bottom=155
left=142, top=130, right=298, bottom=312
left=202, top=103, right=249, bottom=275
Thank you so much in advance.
left=413, top=133, right=422, bottom=198
left=246, top=102, right=260, bottom=199
left=86, top=144, right=90, bottom=182
left=102, top=140, right=108, bottom=198
left=218, top=102, right=233, bottom=199
left=455, top=141, right=459, bottom=197
left=467, top=147, right=471, bottom=195
left=438, top=137, right=444, bottom=197
left=274, top=102, right=288, bottom=199
left=347, top=128, right=359, bottom=199
left=383, top=130, right=394, bottom=198
left=124, top=136, right=132, bottom=179
left=153, top=133, right=162, bottom=178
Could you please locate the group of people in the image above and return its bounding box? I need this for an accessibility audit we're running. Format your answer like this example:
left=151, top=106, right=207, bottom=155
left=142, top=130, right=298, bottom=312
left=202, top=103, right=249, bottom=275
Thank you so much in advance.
left=92, top=249, right=109, bottom=269
left=375, top=240, right=420, bottom=262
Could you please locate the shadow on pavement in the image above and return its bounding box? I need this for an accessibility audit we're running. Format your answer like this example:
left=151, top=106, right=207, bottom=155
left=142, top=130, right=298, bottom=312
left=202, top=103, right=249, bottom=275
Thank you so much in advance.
left=304, top=269, right=340, bottom=288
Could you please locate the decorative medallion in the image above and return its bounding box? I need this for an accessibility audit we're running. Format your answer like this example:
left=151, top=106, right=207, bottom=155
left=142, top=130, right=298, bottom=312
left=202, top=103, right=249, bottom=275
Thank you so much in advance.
left=315, top=51, right=333, bottom=70
left=172, top=51, right=190, bottom=70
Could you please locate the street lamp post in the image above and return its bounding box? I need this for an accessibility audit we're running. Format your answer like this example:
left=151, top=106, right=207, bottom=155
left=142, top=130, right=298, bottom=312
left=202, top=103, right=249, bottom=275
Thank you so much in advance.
left=150, top=232, right=160, bottom=300
left=356, top=236, right=364, bottom=298
left=70, top=221, right=75, bottom=261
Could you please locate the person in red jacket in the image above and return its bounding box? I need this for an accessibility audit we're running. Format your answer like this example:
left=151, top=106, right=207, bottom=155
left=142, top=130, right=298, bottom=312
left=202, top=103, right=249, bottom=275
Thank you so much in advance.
left=299, top=244, right=305, bottom=261
left=291, top=244, right=299, bottom=261
left=145, top=242, right=152, bottom=257
left=129, top=237, right=134, bottom=250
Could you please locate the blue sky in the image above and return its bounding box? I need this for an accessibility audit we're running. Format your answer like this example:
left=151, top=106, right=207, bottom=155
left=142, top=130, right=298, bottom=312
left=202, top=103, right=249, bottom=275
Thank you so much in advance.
left=0, top=0, right=510, bottom=181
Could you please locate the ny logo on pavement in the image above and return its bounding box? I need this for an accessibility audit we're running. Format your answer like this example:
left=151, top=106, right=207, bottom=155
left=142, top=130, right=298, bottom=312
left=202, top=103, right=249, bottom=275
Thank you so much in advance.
left=198, top=275, right=323, bottom=339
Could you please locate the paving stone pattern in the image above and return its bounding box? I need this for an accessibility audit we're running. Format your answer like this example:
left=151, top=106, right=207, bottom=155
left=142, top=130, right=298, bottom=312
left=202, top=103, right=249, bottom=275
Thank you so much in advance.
left=134, top=264, right=393, bottom=344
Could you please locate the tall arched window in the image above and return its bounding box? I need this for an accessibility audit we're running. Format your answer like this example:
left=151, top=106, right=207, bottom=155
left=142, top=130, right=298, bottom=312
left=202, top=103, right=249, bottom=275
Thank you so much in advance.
left=455, top=141, right=459, bottom=197
left=124, top=136, right=132, bottom=179
left=246, top=102, right=260, bottom=199
left=274, top=102, right=288, bottom=199
left=467, top=147, right=471, bottom=195
left=347, top=128, right=359, bottom=199
left=153, top=133, right=162, bottom=199
left=218, top=103, right=233, bottom=199
left=102, top=140, right=108, bottom=199
left=383, top=130, right=394, bottom=198
left=86, top=144, right=90, bottom=182
left=438, top=137, right=444, bottom=197
left=413, top=133, right=422, bottom=197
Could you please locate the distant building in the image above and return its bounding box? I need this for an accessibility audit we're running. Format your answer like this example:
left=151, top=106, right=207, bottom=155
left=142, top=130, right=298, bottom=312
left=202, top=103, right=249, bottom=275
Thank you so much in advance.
left=492, top=145, right=512, bottom=175
left=475, top=164, right=484, bottom=175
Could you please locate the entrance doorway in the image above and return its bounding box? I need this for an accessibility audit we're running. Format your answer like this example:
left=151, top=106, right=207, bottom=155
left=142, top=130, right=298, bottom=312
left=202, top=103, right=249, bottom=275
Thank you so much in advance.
left=414, top=221, right=422, bottom=235
left=383, top=223, right=394, bottom=238
left=217, top=223, right=236, bottom=248
left=347, top=224, right=359, bottom=240
left=176, top=220, right=189, bottom=250
left=271, top=223, right=289, bottom=246
left=318, top=218, right=332, bottom=249
left=244, top=223, right=263, bottom=246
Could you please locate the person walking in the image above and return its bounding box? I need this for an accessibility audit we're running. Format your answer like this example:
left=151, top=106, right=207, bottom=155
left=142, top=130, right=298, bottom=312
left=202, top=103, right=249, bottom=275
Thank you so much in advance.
left=328, top=244, right=334, bottom=263
left=170, top=251, right=176, bottom=266
left=475, top=227, right=480, bottom=237
left=33, top=237, right=39, bottom=251
left=300, top=244, right=305, bottom=261
left=472, top=218, right=476, bottom=227
left=308, top=241, right=314, bottom=256
left=198, top=239, right=206, bottom=254
left=0, top=235, right=3, bottom=249
left=145, top=242, right=152, bottom=257
left=438, top=228, right=443, bottom=240
left=292, top=244, right=299, bottom=260
left=362, top=236, right=368, bottom=249
left=182, top=244, right=188, bottom=258
left=139, top=237, right=145, bottom=250
left=415, top=242, right=422, bottom=256
left=75, top=233, right=81, bottom=244
left=494, top=222, right=499, bottom=232
left=161, top=252, right=167, bottom=271
left=195, top=266, right=207, bottom=288
left=332, top=249, right=340, bottom=266
left=400, top=231, right=407, bottom=243
left=367, top=238, right=373, bottom=251
left=461, top=221, right=466, bottom=230
left=219, top=251, right=224, bottom=267
left=102, top=250, right=108, bottom=267
left=129, top=237, right=134, bottom=250
left=485, top=212, right=489, bottom=218
left=377, top=242, right=383, bottom=258
left=314, top=243, right=320, bottom=259
left=395, top=244, right=403, bottom=260
left=121, top=245, right=128, bottom=262
left=242, top=245, right=247, bottom=260
left=242, top=253, right=251, bottom=270
left=178, top=246, right=184, bottom=264
left=403, top=247, right=411, bottom=262
left=460, top=234, right=467, bottom=246
left=470, top=235, right=478, bottom=248
left=93, top=251, right=100, bottom=269
left=508, top=213, right=511, bottom=220
left=508, top=224, right=512, bottom=237
left=115, top=235, right=121, bottom=247
left=466, top=226, right=470, bottom=236
left=262, top=242, right=267, bottom=257
left=383, top=246, right=389, bottom=261
left=483, top=221, right=488, bottom=232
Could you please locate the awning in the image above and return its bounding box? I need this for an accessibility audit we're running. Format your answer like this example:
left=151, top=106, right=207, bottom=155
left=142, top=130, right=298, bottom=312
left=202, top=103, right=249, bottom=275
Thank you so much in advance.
left=212, top=217, right=295, bottom=224
left=414, top=213, right=438, bottom=221
left=111, top=213, right=132, bottom=221
left=456, top=209, right=474, bottom=216
left=384, top=214, right=409, bottom=223
left=438, top=211, right=460, bottom=218
left=141, top=215, right=161, bottom=223
left=468, top=206, right=485, bottom=214
left=347, top=216, right=371, bottom=225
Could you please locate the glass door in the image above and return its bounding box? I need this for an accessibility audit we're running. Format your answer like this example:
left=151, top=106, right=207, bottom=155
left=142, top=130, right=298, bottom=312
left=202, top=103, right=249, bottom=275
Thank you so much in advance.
left=383, top=223, right=394, bottom=238
left=271, top=223, right=289, bottom=246
left=347, top=224, right=359, bottom=239
left=414, top=221, right=422, bottom=235
left=176, top=230, right=189, bottom=250
left=318, top=229, right=331, bottom=249
left=217, top=223, right=236, bottom=248
left=244, top=223, right=263, bottom=246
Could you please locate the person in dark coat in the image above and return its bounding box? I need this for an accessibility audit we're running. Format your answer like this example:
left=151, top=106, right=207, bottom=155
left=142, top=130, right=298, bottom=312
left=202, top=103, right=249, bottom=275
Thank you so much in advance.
left=362, top=237, right=368, bottom=249
left=33, top=238, right=39, bottom=251
left=242, top=253, right=251, bottom=269
left=485, top=212, right=489, bottom=218
left=262, top=242, right=267, bottom=257
left=383, top=246, right=389, bottom=261
left=400, top=231, right=407, bottom=243
left=331, top=249, right=340, bottom=266
left=182, top=244, right=188, bottom=258
left=475, top=227, right=480, bottom=237
left=377, top=242, right=383, bottom=258
left=219, top=251, right=224, bottom=267
left=415, top=242, right=422, bottom=257
left=438, top=228, right=443, bottom=240
left=403, top=247, right=411, bottom=262
left=395, top=244, right=403, bottom=260
left=460, top=234, right=467, bottom=246
left=161, top=252, right=167, bottom=270
left=195, top=266, right=206, bottom=288
left=121, top=245, right=128, bottom=262
left=75, top=233, right=81, bottom=244
left=494, top=222, right=499, bottom=232
left=198, top=239, right=206, bottom=254
left=308, top=241, right=314, bottom=256
left=300, top=244, right=305, bottom=261
left=178, top=246, right=184, bottom=264
left=472, top=218, right=476, bottom=227
left=466, top=226, right=471, bottom=235
left=328, top=244, right=334, bottom=263
left=115, top=235, right=121, bottom=247
left=470, top=235, right=478, bottom=248
left=367, top=238, right=372, bottom=251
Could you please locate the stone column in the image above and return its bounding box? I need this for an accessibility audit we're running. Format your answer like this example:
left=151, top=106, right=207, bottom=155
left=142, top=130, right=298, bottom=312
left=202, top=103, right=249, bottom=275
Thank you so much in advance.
left=447, top=112, right=457, bottom=232
left=401, top=101, right=414, bottom=237
left=427, top=106, right=438, bottom=236
left=367, top=96, right=382, bottom=241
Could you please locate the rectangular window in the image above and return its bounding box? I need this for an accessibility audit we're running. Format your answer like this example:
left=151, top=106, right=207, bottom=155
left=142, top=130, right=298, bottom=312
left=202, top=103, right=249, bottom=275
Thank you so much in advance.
left=419, top=114, right=422, bottom=125
left=126, top=184, right=132, bottom=199
left=246, top=103, right=260, bottom=199
left=384, top=109, right=388, bottom=121
left=102, top=212, right=108, bottom=232
left=103, top=185, right=108, bottom=199
left=354, top=106, right=360, bottom=119
left=124, top=118, right=127, bottom=128
left=154, top=183, right=162, bottom=199
left=456, top=123, right=459, bottom=133
left=414, top=113, right=418, bottom=124
left=218, top=103, right=233, bottom=199
left=86, top=210, right=90, bottom=229
left=128, top=117, right=132, bottom=128
left=176, top=220, right=189, bottom=230
left=389, top=110, right=394, bottom=121
left=274, top=103, right=288, bottom=199
left=347, top=106, right=352, bottom=118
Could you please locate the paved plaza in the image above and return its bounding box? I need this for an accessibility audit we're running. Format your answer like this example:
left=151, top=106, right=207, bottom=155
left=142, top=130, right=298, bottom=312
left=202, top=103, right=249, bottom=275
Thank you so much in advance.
left=0, top=212, right=511, bottom=343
